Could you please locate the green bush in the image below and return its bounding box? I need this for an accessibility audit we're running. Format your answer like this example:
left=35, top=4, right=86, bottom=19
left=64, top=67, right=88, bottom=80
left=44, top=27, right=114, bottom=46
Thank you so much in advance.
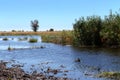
left=73, top=16, right=102, bottom=46
left=73, top=10, right=120, bottom=47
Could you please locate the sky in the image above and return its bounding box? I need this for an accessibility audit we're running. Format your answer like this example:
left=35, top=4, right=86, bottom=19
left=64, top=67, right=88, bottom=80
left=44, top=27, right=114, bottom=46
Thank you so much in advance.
left=0, top=0, right=120, bottom=31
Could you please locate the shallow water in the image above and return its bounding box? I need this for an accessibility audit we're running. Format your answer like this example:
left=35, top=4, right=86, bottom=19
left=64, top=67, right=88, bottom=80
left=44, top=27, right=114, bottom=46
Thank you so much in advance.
left=0, top=36, right=120, bottom=80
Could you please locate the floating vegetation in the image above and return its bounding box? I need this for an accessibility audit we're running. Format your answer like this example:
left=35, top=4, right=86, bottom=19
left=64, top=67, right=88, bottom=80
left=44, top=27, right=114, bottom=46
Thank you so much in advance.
left=7, top=46, right=45, bottom=51
left=3, top=37, right=8, bottom=41
left=18, top=37, right=28, bottom=41
left=29, top=38, right=38, bottom=43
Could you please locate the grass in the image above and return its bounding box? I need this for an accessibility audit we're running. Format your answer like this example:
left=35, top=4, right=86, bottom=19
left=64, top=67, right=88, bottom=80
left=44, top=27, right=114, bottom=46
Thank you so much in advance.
left=97, top=72, right=120, bottom=79
left=0, top=31, right=62, bottom=36
left=40, top=30, right=73, bottom=45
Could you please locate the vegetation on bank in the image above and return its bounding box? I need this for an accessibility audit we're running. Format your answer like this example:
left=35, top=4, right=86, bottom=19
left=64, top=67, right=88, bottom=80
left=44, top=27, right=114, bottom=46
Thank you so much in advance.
left=73, top=10, right=120, bottom=47
left=41, top=10, right=120, bottom=47
left=41, top=30, right=73, bottom=45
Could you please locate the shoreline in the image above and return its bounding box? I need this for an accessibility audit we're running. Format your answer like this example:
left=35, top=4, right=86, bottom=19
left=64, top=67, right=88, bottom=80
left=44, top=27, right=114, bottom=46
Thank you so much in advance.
left=0, top=60, right=70, bottom=80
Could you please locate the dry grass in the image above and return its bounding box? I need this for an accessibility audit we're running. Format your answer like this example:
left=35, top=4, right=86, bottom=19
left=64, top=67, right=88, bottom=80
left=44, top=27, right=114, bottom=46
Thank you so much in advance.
left=0, top=31, right=62, bottom=36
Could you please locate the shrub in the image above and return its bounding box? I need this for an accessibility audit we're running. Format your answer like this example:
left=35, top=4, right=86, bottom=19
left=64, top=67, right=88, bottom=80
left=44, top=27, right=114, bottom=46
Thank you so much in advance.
left=73, top=10, right=120, bottom=47
left=73, top=16, right=102, bottom=46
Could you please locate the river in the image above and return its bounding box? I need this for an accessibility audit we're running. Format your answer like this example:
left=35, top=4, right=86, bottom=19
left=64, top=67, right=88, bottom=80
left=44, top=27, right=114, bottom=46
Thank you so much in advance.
left=0, top=36, right=120, bottom=80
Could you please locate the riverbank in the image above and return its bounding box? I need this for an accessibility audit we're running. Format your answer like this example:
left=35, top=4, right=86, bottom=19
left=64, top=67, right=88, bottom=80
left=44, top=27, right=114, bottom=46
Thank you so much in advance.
left=1, top=31, right=120, bottom=48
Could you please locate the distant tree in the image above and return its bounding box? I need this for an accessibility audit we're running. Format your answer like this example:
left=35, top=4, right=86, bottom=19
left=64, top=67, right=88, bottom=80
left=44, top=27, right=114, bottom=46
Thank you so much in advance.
left=31, top=20, right=39, bottom=32
left=11, top=30, right=16, bottom=32
left=49, top=28, right=54, bottom=31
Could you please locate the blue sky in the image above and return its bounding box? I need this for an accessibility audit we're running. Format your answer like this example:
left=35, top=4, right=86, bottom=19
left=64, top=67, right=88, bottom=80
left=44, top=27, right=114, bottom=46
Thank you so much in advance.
left=0, top=0, right=120, bottom=31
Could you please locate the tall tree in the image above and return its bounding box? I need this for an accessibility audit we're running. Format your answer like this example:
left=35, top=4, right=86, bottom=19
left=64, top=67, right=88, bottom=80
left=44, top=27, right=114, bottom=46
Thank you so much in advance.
left=31, top=20, right=39, bottom=32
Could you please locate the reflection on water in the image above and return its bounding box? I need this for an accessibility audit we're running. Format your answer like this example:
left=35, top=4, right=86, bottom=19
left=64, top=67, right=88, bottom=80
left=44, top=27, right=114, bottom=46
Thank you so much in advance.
left=0, top=36, right=120, bottom=80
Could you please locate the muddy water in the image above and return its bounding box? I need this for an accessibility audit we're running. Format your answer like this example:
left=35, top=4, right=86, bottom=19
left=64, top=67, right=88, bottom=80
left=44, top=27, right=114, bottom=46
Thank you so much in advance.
left=0, top=36, right=120, bottom=80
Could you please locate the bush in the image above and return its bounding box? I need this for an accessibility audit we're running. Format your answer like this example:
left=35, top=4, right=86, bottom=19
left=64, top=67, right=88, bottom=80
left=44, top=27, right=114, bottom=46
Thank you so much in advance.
left=73, top=16, right=102, bottom=46
left=73, top=10, right=120, bottom=47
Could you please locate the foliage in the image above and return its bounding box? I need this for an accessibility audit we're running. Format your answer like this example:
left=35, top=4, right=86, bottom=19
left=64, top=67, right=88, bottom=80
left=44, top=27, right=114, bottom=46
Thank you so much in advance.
left=31, top=20, right=39, bottom=32
left=73, top=16, right=102, bottom=46
left=11, top=30, right=16, bottom=32
left=49, top=28, right=54, bottom=31
left=73, top=10, right=120, bottom=47
left=101, top=11, right=120, bottom=46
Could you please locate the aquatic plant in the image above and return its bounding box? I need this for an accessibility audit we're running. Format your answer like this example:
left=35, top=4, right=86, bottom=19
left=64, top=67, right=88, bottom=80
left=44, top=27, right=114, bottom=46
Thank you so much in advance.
left=29, top=38, right=38, bottom=43
left=97, top=72, right=120, bottom=79
left=18, top=37, right=28, bottom=41
left=41, top=30, right=73, bottom=45
left=3, top=37, right=8, bottom=41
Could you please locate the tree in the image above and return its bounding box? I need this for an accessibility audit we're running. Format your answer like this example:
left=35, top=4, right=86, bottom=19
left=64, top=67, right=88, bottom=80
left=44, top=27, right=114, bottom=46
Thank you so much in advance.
left=49, top=28, right=54, bottom=31
left=31, top=20, right=39, bottom=32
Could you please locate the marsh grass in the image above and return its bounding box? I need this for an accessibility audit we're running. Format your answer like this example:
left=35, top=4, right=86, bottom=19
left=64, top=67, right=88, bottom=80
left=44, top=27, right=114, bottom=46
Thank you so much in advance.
left=41, top=30, right=73, bottom=45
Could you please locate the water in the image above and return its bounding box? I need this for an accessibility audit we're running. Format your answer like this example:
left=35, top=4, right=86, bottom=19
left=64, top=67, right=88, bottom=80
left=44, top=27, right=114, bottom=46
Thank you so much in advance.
left=0, top=36, right=120, bottom=80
